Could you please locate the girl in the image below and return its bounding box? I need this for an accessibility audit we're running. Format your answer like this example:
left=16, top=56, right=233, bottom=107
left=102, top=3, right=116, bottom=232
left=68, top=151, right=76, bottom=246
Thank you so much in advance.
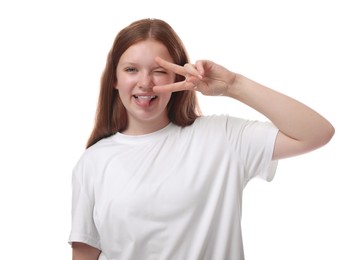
left=69, top=18, right=334, bottom=260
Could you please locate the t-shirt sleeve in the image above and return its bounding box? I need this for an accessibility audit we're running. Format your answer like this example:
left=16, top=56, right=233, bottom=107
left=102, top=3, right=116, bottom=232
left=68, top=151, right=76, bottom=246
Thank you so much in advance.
left=225, top=116, right=279, bottom=184
left=68, top=156, right=101, bottom=249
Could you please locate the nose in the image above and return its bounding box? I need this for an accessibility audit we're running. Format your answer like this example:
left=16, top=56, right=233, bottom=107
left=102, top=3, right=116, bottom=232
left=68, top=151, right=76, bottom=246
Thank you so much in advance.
left=138, top=72, right=154, bottom=91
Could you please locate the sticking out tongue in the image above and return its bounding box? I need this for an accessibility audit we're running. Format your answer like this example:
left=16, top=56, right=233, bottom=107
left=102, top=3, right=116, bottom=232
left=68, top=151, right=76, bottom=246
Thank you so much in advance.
left=135, top=95, right=156, bottom=106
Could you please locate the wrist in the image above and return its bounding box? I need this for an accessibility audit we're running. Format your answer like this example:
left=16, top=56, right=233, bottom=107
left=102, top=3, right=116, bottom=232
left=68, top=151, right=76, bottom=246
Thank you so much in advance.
left=224, top=73, right=243, bottom=99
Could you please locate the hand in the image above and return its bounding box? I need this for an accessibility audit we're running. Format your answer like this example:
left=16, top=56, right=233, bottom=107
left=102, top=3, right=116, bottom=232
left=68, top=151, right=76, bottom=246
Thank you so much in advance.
left=153, top=57, right=237, bottom=96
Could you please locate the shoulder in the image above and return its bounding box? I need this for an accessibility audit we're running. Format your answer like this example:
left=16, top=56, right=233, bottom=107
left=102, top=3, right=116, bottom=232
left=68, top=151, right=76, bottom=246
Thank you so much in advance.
left=194, top=114, right=233, bottom=126
left=73, top=134, right=118, bottom=175
left=177, top=114, right=249, bottom=142
left=82, top=134, right=118, bottom=158
left=191, top=114, right=277, bottom=143
left=193, top=114, right=249, bottom=131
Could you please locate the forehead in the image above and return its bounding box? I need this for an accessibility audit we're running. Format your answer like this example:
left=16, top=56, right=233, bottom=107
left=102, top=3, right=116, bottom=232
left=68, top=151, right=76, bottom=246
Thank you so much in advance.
left=119, top=39, right=173, bottom=64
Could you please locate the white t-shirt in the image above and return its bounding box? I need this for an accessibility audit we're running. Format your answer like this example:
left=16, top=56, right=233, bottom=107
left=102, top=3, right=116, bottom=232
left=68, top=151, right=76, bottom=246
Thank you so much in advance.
left=69, top=115, right=279, bottom=260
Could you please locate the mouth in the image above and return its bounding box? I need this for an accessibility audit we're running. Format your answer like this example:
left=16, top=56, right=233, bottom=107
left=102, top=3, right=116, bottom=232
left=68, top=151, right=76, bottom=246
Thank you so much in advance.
left=133, top=95, right=158, bottom=106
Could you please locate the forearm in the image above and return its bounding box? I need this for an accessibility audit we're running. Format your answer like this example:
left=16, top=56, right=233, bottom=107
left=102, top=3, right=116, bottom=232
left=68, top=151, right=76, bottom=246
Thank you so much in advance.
left=225, top=74, right=334, bottom=148
left=72, top=242, right=101, bottom=260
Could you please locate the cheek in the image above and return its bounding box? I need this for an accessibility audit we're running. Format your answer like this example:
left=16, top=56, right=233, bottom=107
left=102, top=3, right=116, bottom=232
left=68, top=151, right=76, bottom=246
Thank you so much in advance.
left=161, top=92, right=172, bottom=105
left=116, top=75, right=128, bottom=85
left=116, top=76, right=135, bottom=92
left=116, top=79, right=132, bottom=102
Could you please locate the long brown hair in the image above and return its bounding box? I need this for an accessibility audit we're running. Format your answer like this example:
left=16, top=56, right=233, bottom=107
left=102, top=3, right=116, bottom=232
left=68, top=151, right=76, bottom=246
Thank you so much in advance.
left=86, top=18, right=201, bottom=148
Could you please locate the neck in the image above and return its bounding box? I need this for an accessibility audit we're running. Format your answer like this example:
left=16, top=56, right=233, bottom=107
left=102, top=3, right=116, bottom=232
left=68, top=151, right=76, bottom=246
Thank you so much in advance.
left=122, top=119, right=170, bottom=136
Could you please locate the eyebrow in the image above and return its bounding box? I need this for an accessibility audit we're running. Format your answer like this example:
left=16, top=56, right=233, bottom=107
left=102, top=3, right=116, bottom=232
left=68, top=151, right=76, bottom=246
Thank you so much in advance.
left=119, top=62, right=165, bottom=70
left=118, top=62, right=137, bottom=66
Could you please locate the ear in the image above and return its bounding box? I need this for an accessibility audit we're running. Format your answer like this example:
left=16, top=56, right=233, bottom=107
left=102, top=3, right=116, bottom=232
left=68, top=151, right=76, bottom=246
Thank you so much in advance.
left=113, top=80, right=119, bottom=90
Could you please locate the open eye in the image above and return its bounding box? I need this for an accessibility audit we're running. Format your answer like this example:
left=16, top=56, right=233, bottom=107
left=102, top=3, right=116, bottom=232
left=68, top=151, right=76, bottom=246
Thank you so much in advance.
left=124, top=67, right=137, bottom=73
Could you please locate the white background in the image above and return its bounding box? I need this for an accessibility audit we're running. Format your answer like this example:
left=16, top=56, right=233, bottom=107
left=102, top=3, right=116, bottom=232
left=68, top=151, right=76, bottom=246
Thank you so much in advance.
left=0, top=0, right=356, bottom=259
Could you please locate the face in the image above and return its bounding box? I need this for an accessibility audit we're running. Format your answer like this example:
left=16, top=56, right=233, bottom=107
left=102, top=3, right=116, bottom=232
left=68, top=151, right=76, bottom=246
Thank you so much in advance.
left=115, top=39, right=175, bottom=134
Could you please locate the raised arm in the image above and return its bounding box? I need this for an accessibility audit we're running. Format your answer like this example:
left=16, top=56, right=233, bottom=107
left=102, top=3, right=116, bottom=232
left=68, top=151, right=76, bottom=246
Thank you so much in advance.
left=225, top=74, right=334, bottom=160
left=153, top=57, right=335, bottom=160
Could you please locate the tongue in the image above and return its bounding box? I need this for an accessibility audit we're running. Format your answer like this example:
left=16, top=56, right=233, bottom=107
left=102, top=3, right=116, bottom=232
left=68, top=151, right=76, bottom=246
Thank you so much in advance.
left=136, top=97, right=152, bottom=106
